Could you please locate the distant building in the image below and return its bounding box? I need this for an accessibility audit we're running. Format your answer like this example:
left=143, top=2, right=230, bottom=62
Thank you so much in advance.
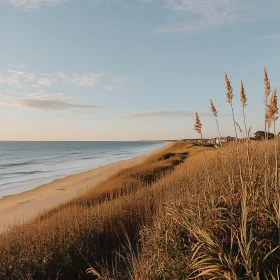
left=208, top=136, right=235, bottom=146
left=182, top=137, right=235, bottom=146
left=182, top=138, right=209, bottom=143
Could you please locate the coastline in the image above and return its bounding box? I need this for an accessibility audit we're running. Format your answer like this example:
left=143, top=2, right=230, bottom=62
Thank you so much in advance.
left=0, top=142, right=171, bottom=233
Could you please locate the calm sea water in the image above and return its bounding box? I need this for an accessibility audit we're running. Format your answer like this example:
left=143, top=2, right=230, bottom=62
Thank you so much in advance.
left=0, top=141, right=165, bottom=198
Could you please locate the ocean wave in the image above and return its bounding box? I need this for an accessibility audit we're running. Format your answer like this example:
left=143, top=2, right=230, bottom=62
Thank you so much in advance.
left=1, top=170, right=42, bottom=176
left=0, top=161, right=35, bottom=169
left=0, top=173, right=55, bottom=190
left=79, top=156, right=99, bottom=160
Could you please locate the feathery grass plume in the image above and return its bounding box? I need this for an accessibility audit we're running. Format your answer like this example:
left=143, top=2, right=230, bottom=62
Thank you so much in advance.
left=240, top=80, right=248, bottom=137
left=267, top=88, right=278, bottom=122
left=267, top=88, right=279, bottom=187
left=225, top=73, right=233, bottom=104
left=264, top=67, right=271, bottom=139
left=194, top=112, right=202, bottom=134
left=264, top=67, right=271, bottom=100
left=210, top=99, right=218, bottom=117
left=240, top=80, right=247, bottom=108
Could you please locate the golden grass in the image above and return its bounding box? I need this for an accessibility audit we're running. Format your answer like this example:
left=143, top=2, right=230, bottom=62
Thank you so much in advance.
left=125, top=141, right=279, bottom=280
left=0, top=141, right=206, bottom=279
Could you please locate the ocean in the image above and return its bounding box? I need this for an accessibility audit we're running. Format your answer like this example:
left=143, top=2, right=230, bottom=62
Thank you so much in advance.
left=0, top=141, right=165, bottom=198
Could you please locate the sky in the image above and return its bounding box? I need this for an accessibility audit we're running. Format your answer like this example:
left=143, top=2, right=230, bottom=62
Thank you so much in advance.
left=0, top=0, right=279, bottom=141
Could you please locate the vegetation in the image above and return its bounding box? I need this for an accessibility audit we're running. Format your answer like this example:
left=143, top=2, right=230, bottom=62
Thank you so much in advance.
left=0, top=142, right=210, bottom=279
left=254, top=131, right=275, bottom=140
left=0, top=68, right=279, bottom=279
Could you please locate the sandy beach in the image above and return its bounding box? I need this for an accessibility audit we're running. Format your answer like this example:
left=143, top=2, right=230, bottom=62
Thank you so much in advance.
left=0, top=143, right=170, bottom=233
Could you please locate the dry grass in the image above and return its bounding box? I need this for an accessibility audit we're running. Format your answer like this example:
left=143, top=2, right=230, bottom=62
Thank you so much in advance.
left=137, top=141, right=280, bottom=280
left=0, top=141, right=203, bottom=279
left=0, top=68, right=279, bottom=280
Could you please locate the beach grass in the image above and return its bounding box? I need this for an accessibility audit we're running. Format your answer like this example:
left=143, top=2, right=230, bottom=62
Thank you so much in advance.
left=0, top=141, right=206, bottom=279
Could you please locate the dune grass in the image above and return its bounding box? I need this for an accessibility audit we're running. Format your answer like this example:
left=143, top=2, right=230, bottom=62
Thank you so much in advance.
left=0, top=141, right=204, bottom=279
left=0, top=68, right=279, bottom=280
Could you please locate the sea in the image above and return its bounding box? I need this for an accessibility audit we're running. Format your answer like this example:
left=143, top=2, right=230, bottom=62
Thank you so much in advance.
left=0, top=141, right=166, bottom=198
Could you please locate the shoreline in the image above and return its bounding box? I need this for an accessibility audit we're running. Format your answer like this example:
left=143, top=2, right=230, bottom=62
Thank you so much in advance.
left=0, top=141, right=168, bottom=199
left=0, top=143, right=171, bottom=233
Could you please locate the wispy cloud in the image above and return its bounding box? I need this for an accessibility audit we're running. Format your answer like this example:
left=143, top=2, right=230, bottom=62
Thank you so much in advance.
left=22, top=91, right=76, bottom=101
left=7, top=68, right=36, bottom=81
left=54, top=72, right=127, bottom=92
left=17, top=99, right=102, bottom=111
left=5, top=0, right=280, bottom=34
left=5, top=0, right=68, bottom=9
left=1, top=95, right=103, bottom=113
left=2, top=88, right=73, bottom=100
left=155, top=0, right=280, bottom=33
left=0, top=76, right=22, bottom=87
left=89, top=0, right=280, bottom=33
left=120, top=110, right=212, bottom=118
left=55, top=72, right=102, bottom=87
left=0, top=67, right=127, bottom=93
left=155, top=0, right=235, bottom=33
left=0, top=66, right=112, bottom=113
left=36, top=77, right=56, bottom=87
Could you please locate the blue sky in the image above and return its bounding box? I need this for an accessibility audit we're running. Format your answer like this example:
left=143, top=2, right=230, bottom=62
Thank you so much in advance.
left=0, top=0, right=279, bottom=140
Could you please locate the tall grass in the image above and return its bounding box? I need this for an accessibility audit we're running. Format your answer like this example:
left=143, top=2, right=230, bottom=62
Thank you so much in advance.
left=0, top=142, right=204, bottom=279
left=133, top=69, right=279, bottom=280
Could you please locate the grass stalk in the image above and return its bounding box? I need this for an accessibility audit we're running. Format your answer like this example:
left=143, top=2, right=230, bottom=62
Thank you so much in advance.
left=194, top=112, right=211, bottom=186
left=210, top=99, right=222, bottom=147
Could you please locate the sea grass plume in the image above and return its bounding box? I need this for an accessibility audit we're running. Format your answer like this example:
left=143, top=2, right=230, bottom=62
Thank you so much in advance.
left=267, top=88, right=278, bottom=122
left=264, top=67, right=272, bottom=132
left=210, top=99, right=218, bottom=117
left=194, top=112, right=202, bottom=134
left=225, top=73, right=233, bottom=104
left=264, top=67, right=271, bottom=100
left=240, top=80, right=247, bottom=108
